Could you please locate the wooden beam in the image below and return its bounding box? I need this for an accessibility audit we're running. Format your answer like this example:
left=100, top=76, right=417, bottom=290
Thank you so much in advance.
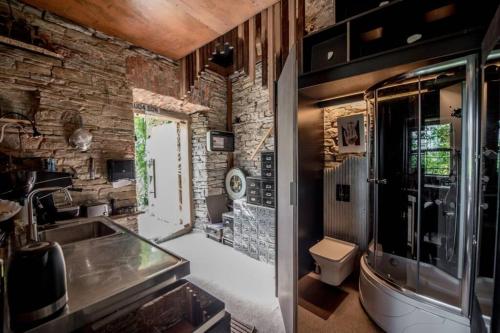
left=231, top=28, right=237, bottom=72
left=267, top=6, right=275, bottom=112
left=261, top=9, right=268, bottom=87
left=244, top=21, right=249, bottom=75
left=274, top=2, right=282, bottom=77
left=297, top=0, right=305, bottom=73
left=180, top=57, right=187, bottom=98
left=195, top=48, right=201, bottom=77
left=237, top=24, right=244, bottom=71
left=256, top=13, right=262, bottom=59
left=187, top=53, right=192, bottom=92
left=288, top=0, right=296, bottom=50
left=249, top=16, right=256, bottom=83
left=281, top=0, right=289, bottom=64
left=226, top=78, right=234, bottom=168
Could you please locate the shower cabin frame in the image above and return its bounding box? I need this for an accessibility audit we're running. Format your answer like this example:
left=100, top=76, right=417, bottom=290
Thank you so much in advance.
left=365, top=55, right=479, bottom=317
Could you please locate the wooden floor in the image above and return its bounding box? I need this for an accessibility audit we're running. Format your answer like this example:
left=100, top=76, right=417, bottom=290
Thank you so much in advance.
left=298, top=271, right=383, bottom=333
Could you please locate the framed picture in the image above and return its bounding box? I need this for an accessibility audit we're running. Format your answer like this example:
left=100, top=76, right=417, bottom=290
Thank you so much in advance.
left=337, top=114, right=366, bottom=153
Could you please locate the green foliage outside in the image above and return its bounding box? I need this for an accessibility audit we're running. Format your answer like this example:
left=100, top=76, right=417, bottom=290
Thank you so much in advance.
left=410, top=123, right=452, bottom=176
left=135, top=116, right=148, bottom=208
left=134, top=115, right=173, bottom=209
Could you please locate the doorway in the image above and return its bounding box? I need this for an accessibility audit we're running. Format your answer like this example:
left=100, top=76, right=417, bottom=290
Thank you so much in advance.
left=134, top=110, right=192, bottom=241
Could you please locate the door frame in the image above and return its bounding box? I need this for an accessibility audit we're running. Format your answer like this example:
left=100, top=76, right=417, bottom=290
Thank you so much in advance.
left=133, top=107, right=195, bottom=235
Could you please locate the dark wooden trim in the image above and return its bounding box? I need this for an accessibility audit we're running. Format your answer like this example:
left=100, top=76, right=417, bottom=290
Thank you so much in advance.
left=274, top=2, right=282, bottom=77
left=238, top=24, right=244, bottom=71
left=231, top=28, right=238, bottom=71
left=262, top=9, right=268, bottom=87
left=481, top=4, right=500, bottom=64
left=244, top=20, right=250, bottom=75
left=249, top=16, right=256, bottom=82
left=297, top=0, right=305, bottom=41
left=226, top=78, right=234, bottom=168
left=281, top=0, right=289, bottom=66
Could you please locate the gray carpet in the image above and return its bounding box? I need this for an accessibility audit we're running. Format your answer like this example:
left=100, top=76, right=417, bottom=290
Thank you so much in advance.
left=160, top=231, right=285, bottom=333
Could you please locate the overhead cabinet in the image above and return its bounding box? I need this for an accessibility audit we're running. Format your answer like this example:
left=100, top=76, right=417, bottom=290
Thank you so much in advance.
left=302, top=0, right=495, bottom=74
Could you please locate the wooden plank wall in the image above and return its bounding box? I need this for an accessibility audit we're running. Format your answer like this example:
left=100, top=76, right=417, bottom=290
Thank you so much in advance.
left=179, top=0, right=305, bottom=102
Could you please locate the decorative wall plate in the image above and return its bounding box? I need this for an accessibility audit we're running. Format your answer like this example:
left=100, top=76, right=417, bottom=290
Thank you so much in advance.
left=225, top=168, right=246, bottom=200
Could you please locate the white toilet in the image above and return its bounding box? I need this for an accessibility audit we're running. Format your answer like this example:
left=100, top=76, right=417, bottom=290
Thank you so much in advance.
left=309, top=237, right=358, bottom=286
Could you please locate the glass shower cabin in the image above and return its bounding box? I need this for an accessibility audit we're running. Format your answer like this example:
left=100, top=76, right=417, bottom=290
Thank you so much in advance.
left=364, top=56, right=477, bottom=318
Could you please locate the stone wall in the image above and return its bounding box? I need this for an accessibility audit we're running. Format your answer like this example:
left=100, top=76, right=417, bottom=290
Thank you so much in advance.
left=0, top=0, right=228, bottom=232
left=231, top=62, right=274, bottom=177
left=305, top=0, right=335, bottom=34
left=190, top=71, right=228, bottom=228
left=323, top=100, right=367, bottom=168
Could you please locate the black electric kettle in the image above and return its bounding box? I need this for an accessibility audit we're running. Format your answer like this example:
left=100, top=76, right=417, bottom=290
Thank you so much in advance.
left=7, top=241, right=67, bottom=330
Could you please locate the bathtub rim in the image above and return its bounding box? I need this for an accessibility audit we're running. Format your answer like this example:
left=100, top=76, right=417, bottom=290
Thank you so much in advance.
left=359, top=253, right=470, bottom=327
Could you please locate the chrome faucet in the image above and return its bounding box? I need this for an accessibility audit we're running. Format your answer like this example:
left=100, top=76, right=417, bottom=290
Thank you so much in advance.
left=24, top=187, right=73, bottom=242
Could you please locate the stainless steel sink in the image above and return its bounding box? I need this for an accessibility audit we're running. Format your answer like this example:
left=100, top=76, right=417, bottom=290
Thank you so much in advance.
left=38, top=220, right=120, bottom=245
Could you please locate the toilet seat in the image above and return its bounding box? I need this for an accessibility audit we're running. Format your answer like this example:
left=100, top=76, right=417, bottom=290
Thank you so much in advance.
left=310, top=237, right=357, bottom=262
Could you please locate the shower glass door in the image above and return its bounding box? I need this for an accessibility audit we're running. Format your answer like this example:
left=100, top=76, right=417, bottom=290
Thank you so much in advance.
left=370, top=79, right=420, bottom=292
left=368, top=58, right=470, bottom=310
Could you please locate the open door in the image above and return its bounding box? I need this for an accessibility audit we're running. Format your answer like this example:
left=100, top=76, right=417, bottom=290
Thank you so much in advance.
left=276, top=46, right=298, bottom=333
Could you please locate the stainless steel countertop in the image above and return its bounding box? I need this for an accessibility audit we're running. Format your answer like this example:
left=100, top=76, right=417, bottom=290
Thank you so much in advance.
left=24, top=217, right=190, bottom=333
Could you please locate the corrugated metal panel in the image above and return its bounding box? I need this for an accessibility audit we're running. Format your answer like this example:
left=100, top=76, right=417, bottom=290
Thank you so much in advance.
left=324, top=156, right=369, bottom=250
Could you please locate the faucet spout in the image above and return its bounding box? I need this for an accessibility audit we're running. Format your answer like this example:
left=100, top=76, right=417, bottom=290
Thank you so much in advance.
left=25, top=186, right=73, bottom=242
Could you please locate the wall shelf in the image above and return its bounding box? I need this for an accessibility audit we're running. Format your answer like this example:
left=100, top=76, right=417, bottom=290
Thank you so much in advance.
left=0, top=35, right=63, bottom=60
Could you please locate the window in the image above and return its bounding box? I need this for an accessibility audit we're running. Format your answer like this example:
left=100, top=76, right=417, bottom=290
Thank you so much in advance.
left=409, top=123, right=452, bottom=176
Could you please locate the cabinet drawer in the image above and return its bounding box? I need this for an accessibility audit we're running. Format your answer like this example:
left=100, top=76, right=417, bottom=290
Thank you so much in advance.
left=261, top=169, right=274, bottom=179
left=262, top=181, right=274, bottom=191
left=247, top=188, right=261, bottom=196
left=261, top=151, right=274, bottom=162
left=247, top=194, right=262, bottom=205
left=262, top=197, right=275, bottom=208
left=223, top=220, right=233, bottom=231
left=261, top=161, right=274, bottom=170
left=246, top=177, right=262, bottom=189
left=263, top=190, right=274, bottom=199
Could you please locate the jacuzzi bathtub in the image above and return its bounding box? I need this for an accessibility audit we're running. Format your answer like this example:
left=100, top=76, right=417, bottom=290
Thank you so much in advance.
left=359, top=254, right=470, bottom=333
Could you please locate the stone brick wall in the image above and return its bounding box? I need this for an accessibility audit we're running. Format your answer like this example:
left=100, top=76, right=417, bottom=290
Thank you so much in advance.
left=323, top=100, right=367, bottom=168
left=306, top=0, right=335, bottom=34
left=0, top=0, right=230, bottom=232
left=231, top=62, right=274, bottom=177
left=189, top=71, right=228, bottom=229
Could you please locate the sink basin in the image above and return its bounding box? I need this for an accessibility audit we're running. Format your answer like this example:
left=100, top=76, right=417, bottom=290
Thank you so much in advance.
left=38, top=220, right=120, bottom=245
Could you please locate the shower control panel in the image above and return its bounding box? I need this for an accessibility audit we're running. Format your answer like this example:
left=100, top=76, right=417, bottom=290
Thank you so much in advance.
left=367, top=178, right=387, bottom=184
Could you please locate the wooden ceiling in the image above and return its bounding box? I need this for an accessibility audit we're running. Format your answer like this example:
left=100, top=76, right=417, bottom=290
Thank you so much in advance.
left=23, top=0, right=279, bottom=59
